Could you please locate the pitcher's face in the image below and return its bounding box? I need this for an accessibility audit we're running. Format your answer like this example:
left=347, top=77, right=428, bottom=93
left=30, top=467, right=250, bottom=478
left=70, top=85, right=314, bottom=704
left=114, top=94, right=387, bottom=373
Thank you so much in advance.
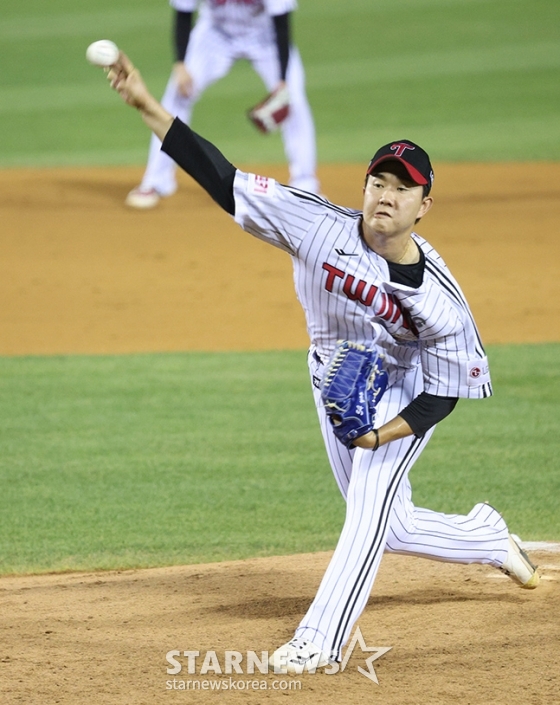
left=362, top=169, right=432, bottom=240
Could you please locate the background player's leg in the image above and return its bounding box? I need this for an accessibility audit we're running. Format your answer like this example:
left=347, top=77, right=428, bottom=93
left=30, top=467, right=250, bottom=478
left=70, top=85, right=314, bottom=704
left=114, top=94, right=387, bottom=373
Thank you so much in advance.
left=135, top=77, right=195, bottom=199
left=251, top=48, right=319, bottom=194
left=129, top=22, right=235, bottom=206
left=282, top=48, right=320, bottom=193
left=385, top=477, right=509, bottom=565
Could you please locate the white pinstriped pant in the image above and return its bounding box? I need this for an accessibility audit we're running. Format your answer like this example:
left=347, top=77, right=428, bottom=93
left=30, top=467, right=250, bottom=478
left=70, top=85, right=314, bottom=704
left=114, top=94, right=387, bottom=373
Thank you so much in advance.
left=297, top=350, right=510, bottom=661
left=139, top=18, right=319, bottom=196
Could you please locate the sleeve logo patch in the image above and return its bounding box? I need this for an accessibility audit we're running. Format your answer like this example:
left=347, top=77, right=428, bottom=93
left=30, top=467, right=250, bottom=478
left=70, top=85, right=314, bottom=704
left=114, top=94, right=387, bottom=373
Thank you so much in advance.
left=466, top=357, right=490, bottom=387
left=248, top=173, right=276, bottom=197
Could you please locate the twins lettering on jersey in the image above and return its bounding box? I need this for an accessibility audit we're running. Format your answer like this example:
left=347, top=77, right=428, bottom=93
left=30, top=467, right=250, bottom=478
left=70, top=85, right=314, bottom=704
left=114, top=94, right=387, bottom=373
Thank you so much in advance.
left=322, top=262, right=418, bottom=338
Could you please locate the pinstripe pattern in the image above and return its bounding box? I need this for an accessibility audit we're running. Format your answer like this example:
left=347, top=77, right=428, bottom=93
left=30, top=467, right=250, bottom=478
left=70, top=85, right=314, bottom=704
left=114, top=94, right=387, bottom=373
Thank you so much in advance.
left=303, top=356, right=508, bottom=659
left=233, top=172, right=509, bottom=660
left=234, top=172, right=491, bottom=398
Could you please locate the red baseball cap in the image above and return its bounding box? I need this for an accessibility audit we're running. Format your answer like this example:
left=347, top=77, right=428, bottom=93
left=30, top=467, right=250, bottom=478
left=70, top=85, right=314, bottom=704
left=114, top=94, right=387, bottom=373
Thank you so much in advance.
left=366, top=140, right=434, bottom=193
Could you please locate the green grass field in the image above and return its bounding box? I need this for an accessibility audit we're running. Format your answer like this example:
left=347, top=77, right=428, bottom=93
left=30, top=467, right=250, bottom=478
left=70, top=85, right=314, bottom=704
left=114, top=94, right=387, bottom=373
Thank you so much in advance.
left=0, top=345, right=558, bottom=575
left=0, top=1, right=558, bottom=574
left=1, top=0, right=559, bottom=166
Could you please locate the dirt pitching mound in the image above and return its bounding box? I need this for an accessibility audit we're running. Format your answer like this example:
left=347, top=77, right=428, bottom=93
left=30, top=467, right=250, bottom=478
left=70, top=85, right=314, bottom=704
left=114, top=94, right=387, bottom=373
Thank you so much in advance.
left=1, top=551, right=559, bottom=704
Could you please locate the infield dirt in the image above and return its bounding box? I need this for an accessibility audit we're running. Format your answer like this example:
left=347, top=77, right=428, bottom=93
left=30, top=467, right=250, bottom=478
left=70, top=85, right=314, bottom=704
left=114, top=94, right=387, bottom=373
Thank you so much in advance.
left=1, top=163, right=559, bottom=704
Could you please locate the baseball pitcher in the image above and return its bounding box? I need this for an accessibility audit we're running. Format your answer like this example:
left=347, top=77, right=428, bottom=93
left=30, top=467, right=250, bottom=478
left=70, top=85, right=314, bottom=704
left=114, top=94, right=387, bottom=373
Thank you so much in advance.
left=104, top=52, right=539, bottom=675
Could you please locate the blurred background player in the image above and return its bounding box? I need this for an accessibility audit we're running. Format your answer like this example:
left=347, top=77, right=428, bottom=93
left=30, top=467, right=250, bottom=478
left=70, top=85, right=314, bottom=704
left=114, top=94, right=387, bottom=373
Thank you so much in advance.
left=126, top=0, right=320, bottom=208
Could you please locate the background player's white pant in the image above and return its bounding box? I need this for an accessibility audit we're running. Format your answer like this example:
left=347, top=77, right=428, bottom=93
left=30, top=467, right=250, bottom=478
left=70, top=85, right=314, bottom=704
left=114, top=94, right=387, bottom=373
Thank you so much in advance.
left=299, top=351, right=510, bottom=661
left=140, top=19, right=319, bottom=195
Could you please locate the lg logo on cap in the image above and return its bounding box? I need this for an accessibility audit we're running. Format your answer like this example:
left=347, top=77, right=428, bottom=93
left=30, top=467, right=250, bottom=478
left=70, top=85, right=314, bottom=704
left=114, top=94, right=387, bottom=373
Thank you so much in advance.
left=390, top=143, right=415, bottom=158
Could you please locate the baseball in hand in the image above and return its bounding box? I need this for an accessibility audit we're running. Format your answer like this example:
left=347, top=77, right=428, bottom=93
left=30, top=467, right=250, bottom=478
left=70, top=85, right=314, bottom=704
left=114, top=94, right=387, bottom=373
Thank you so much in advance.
left=86, top=40, right=119, bottom=67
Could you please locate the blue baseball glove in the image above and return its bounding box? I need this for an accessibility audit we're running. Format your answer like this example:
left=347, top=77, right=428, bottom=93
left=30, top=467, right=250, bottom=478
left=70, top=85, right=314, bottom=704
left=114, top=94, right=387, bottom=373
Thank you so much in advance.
left=320, top=341, right=388, bottom=448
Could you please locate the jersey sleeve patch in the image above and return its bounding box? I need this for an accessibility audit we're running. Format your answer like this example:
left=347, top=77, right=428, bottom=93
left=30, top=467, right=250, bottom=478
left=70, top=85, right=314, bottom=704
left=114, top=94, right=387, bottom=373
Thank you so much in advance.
left=466, top=357, right=490, bottom=387
left=247, top=173, right=276, bottom=198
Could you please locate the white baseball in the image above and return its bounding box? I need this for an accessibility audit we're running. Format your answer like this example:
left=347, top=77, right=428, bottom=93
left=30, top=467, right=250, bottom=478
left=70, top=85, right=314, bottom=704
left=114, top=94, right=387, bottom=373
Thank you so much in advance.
left=86, top=40, right=119, bottom=67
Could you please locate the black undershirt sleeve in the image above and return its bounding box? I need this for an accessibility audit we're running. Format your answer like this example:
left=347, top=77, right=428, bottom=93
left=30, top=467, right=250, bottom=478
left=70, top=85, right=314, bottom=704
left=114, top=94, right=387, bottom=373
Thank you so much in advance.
left=161, top=118, right=237, bottom=214
left=399, top=392, right=458, bottom=437
left=174, top=10, right=193, bottom=62
left=272, top=13, right=291, bottom=81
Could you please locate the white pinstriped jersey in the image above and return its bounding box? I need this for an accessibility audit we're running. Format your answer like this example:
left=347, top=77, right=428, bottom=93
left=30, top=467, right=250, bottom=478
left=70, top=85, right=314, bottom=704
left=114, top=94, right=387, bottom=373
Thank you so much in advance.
left=170, top=0, right=297, bottom=37
left=233, top=171, right=492, bottom=400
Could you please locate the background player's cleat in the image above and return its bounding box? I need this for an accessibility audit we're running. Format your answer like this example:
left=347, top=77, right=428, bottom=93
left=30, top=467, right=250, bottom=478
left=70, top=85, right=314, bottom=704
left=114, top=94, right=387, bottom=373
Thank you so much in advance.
left=499, top=534, right=540, bottom=588
left=268, top=637, right=330, bottom=674
left=125, top=187, right=161, bottom=209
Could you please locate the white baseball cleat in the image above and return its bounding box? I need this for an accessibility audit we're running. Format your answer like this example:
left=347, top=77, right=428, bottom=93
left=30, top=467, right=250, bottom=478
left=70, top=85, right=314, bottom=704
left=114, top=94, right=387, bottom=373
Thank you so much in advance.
left=499, top=534, right=540, bottom=589
left=268, top=637, right=330, bottom=674
left=125, top=186, right=162, bottom=209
